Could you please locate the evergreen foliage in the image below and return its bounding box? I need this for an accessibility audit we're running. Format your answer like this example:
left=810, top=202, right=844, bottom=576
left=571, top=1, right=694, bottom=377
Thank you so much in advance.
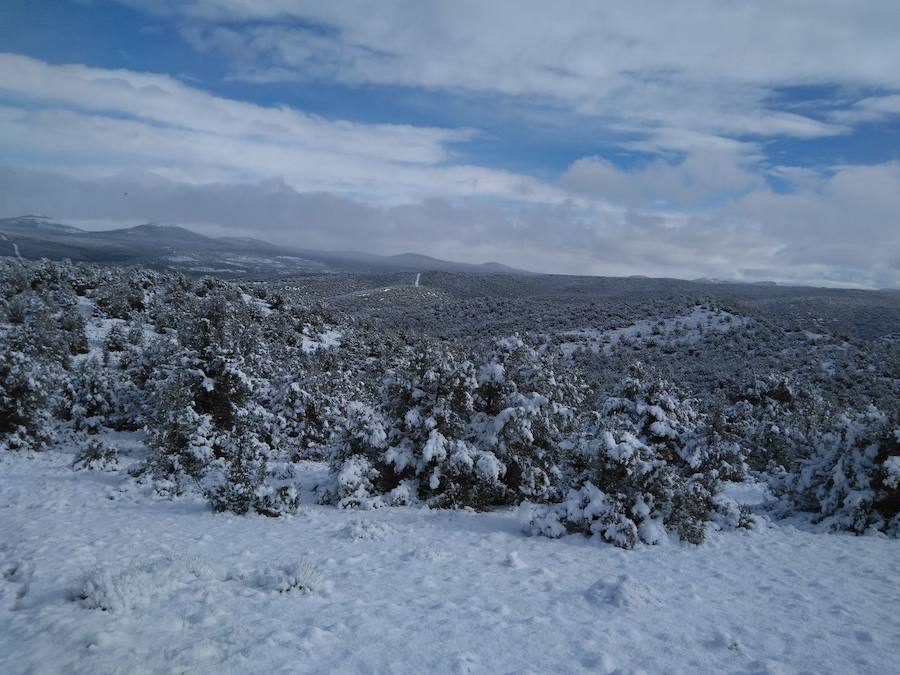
left=1, top=257, right=896, bottom=542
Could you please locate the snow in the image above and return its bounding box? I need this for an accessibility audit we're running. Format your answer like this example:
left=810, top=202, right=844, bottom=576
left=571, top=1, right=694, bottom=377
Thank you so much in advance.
left=185, top=266, right=247, bottom=273
left=560, top=305, right=748, bottom=356
left=0, top=231, right=25, bottom=259
left=2, top=446, right=899, bottom=674
left=301, top=328, right=342, bottom=353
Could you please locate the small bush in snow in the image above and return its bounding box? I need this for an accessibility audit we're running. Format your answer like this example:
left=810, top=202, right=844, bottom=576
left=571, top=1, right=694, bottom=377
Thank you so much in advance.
left=104, top=322, right=128, bottom=352
left=68, top=358, right=116, bottom=434
left=343, top=517, right=398, bottom=541
left=378, top=342, right=505, bottom=508
left=145, top=367, right=216, bottom=487
left=76, top=557, right=214, bottom=612
left=324, top=338, right=583, bottom=510
left=73, top=438, right=119, bottom=471
left=232, top=559, right=325, bottom=594
left=254, top=484, right=301, bottom=517
left=268, top=380, right=335, bottom=461
left=76, top=564, right=156, bottom=612
left=319, top=401, right=390, bottom=508
left=210, top=436, right=268, bottom=515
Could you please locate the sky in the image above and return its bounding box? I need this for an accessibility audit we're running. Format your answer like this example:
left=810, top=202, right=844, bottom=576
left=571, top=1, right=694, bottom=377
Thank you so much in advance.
left=1, top=1, right=899, bottom=288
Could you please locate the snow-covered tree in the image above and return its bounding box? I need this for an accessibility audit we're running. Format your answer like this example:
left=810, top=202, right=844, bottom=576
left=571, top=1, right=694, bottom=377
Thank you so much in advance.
left=379, top=342, right=507, bottom=507
left=776, top=407, right=899, bottom=535
left=0, top=349, right=56, bottom=451
left=471, top=337, right=582, bottom=503
left=320, top=401, right=391, bottom=508
left=144, top=366, right=216, bottom=493
left=68, top=358, right=115, bottom=434
left=268, top=378, right=336, bottom=461
left=526, top=364, right=746, bottom=548
left=73, top=438, right=119, bottom=471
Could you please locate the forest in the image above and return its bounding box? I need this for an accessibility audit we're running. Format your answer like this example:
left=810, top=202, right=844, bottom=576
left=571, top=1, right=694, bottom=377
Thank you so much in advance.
left=3, top=258, right=897, bottom=545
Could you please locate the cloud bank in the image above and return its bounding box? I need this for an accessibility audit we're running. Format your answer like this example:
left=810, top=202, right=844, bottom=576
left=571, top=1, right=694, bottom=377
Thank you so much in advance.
left=2, top=1, right=900, bottom=288
left=2, top=164, right=898, bottom=289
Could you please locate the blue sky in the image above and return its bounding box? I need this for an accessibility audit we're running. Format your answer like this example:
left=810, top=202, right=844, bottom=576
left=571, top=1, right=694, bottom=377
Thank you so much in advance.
left=1, top=0, right=899, bottom=287
left=0, top=0, right=672, bottom=178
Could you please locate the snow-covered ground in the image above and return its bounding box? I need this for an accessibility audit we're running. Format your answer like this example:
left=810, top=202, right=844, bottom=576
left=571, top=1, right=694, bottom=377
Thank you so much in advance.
left=2, top=445, right=898, bottom=675
left=560, top=306, right=748, bottom=357
left=301, top=328, right=343, bottom=353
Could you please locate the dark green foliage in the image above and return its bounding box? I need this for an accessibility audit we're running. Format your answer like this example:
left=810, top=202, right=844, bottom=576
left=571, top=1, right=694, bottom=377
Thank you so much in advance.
left=59, top=305, right=90, bottom=355
left=105, top=323, right=128, bottom=352
left=0, top=350, right=54, bottom=451
left=68, top=358, right=115, bottom=433
left=145, top=368, right=215, bottom=486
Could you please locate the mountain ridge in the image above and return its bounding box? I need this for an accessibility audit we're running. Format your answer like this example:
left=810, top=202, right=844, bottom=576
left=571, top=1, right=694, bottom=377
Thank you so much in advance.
left=0, top=215, right=530, bottom=277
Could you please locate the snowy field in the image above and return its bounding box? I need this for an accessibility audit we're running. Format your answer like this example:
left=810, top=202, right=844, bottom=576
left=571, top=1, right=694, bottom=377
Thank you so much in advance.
left=2, top=445, right=899, bottom=675
left=559, top=305, right=747, bottom=357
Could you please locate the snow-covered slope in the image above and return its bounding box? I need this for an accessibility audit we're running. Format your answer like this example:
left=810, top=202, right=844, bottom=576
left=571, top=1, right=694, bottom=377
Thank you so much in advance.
left=2, top=446, right=898, bottom=675
left=560, top=305, right=748, bottom=356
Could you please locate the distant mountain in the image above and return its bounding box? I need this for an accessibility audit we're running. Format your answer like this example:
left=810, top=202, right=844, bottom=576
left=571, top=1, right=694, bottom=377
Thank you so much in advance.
left=692, top=277, right=779, bottom=287
left=0, top=214, right=84, bottom=235
left=386, top=253, right=524, bottom=274
left=0, top=215, right=531, bottom=277
left=101, top=223, right=216, bottom=245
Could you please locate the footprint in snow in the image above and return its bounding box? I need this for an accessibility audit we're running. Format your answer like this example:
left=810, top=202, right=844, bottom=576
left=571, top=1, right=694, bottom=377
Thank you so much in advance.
left=854, top=630, right=874, bottom=643
left=453, top=651, right=481, bottom=674
left=505, top=551, right=526, bottom=569
left=584, top=574, right=660, bottom=609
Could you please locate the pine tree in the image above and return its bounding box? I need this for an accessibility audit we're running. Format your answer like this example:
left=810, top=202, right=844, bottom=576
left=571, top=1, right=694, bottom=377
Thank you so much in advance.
left=778, top=407, right=899, bottom=535
left=322, top=401, right=389, bottom=508
left=471, top=337, right=583, bottom=503
left=526, top=364, right=740, bottom=548
left=145, top=366, right=215, bottom=491
left=0, top=350, right=55, bottom=451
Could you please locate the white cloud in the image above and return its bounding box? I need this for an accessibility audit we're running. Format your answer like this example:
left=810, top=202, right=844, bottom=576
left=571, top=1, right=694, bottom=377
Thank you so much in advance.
left=114, top=0, right=900, bottom=149
left=730, top=162, right=900, bottom=255
left=0, top=53, right=465, bottom=166
left=0, top=53, right=568, bottom=204
left=125, top=1, right=900, bottom=87
left=560, top=147, right=763, bottom=208
left=831, top=94, right=900, bottom=124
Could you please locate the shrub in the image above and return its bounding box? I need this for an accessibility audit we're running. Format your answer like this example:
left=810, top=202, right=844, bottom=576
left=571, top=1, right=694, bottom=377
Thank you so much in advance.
left=76, top=564, right=156, bottom=612
left=68, top=358, right=115, bottom=434
left=230, top=559, right=324, bottom=594
left=777, top=407, right=899, bottom=535
left=525, top=365, right=743, bottom=548
left=73, top=438, right=119, bottom=471
left=0, top=350, right=55, bottom=451
left=320, top=402, right=390, bottom=508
